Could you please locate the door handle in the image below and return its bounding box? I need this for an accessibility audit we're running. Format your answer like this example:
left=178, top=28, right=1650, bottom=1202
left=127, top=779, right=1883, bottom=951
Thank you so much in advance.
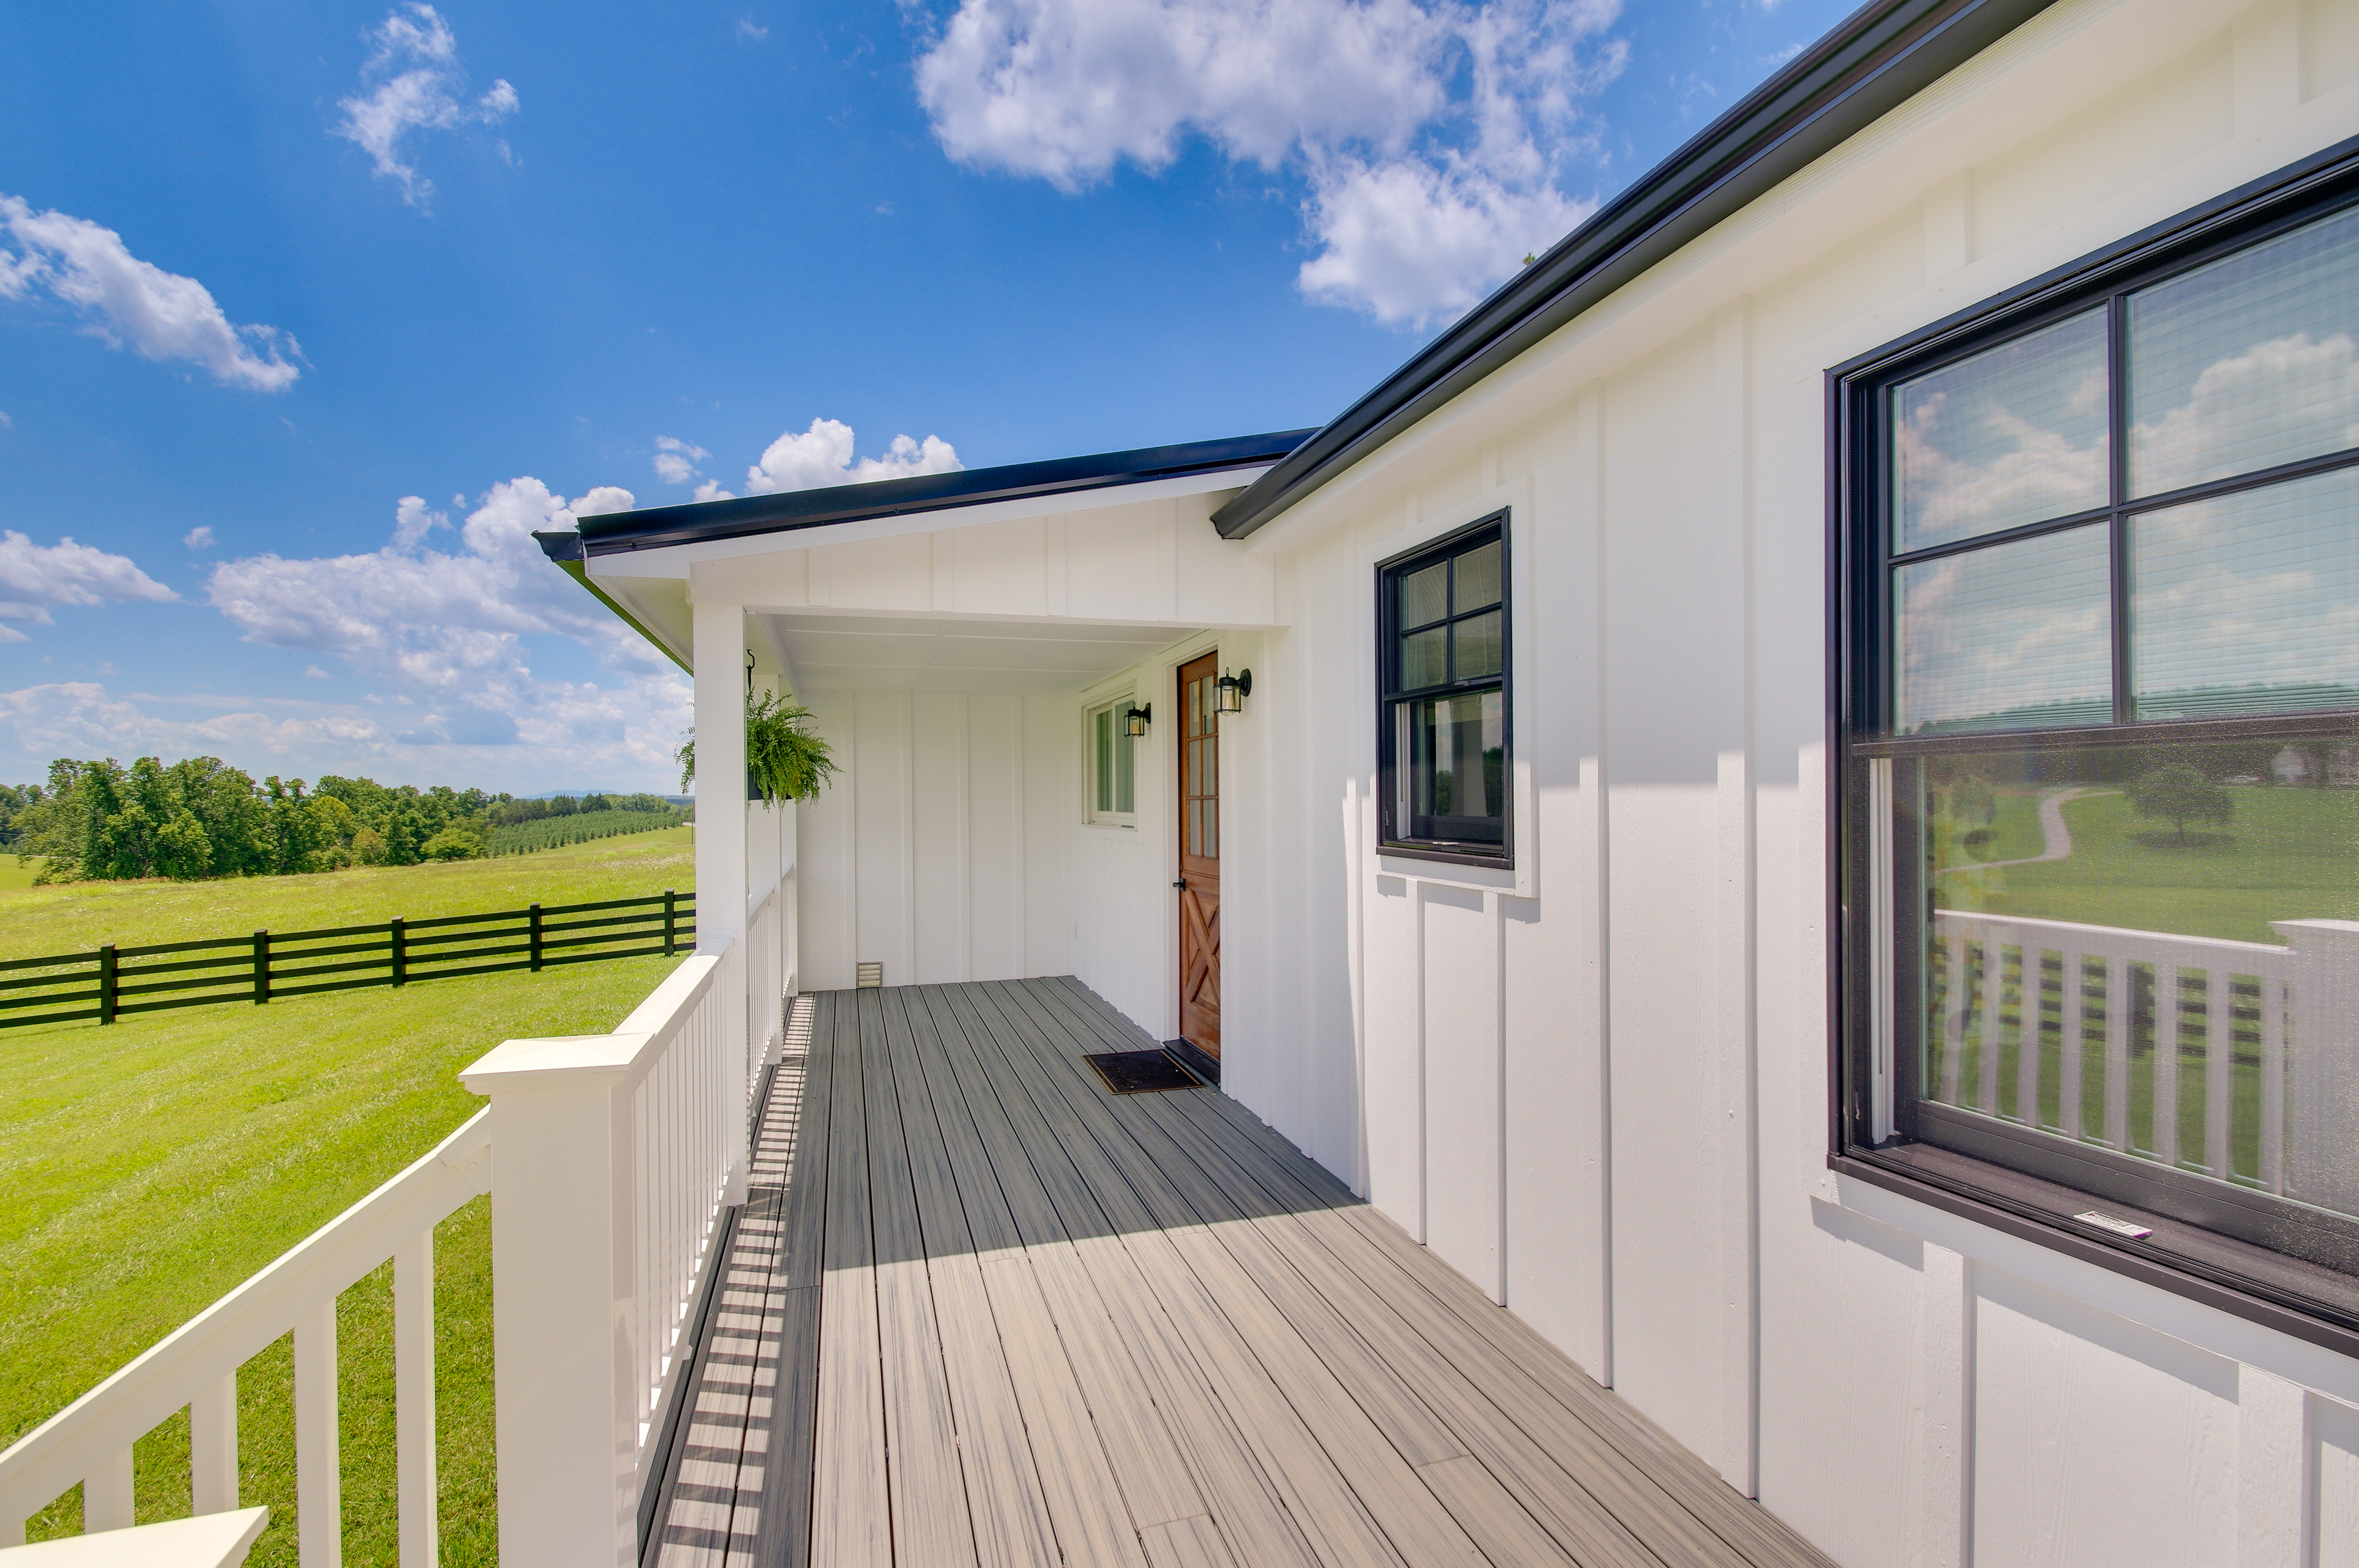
left=1172, top=880, right=1187, bottom=890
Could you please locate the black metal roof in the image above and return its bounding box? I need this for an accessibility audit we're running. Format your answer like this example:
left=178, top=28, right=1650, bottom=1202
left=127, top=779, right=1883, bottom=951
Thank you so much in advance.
left=566, top=428, right=1317, bottom=558
left=1209, top=0, right=2059, bottom=539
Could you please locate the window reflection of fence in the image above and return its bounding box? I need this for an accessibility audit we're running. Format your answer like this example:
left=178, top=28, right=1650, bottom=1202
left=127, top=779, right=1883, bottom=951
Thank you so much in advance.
left=0, top=890, right=695, bottom=1032
left=1925, top=910, right=2298, bottom=1195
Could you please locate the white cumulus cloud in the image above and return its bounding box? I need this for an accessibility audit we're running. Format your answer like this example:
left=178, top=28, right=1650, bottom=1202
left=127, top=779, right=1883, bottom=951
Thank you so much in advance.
left=914, top=0, right=1624, bottom=325
left=654, top=435, right=711, bottom=486
left=0, top=531, right=176, bottom=643
left=0, top=196, right=302, bottom=391
left=742, top=419, right=963, bottom=496
left=334, top=3, right=518, bottom=210
left=195, top=480, right=687, bottom=781
left=184, top=526, right=216, bottom=550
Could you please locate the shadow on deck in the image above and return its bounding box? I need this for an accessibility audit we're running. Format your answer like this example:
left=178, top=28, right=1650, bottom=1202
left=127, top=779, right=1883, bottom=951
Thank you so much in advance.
left=646, top=977, right=1833, bottom=1568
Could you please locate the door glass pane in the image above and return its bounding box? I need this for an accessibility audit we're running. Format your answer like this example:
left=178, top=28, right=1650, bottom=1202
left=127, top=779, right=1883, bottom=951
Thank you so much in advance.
left=1893, top=309, right=2110, bottom=553
left=1895, top=524, right=2113, bottom=733
left=2132, top=466, right=2359, bottom=718
left=1187, top=678, right=1202, bottom=737
left=1113, top=714, right=1134, bottom=813
left=1400, top=626, right=1447, bottom=689
left=1188, top=738, right=1201, bottom=797
left=1887, top=727, right=2359, bottom=1215
left=1395, top=688, right=1506, bottom=844
left=1453, top=541, right=1501, bottom=613
left=1400, top=561, right=1447, bottom=628
left=1205, top=793, right=1217, bottom=860
left=1094, top=708, right=1113, bottom=813
left=1188, top=798, right=1202, bottom=857
left=1453, top=610, right=1503, bottom=680
left=2130, top=206, right=2359, bottom=497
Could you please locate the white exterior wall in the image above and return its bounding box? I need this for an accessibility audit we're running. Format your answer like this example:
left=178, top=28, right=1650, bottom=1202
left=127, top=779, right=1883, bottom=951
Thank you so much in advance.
left=791, top=690, right=1075, bottom=994
left=659, top=3, right=2359, bottom=1558
left=1216, top=2, right=2359, bottom=1562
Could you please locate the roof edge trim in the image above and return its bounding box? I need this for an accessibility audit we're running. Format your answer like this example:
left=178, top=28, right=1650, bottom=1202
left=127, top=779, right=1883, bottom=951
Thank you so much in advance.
left=578, top=429, right=1316, bottom=556
left=533, top=530, right=692, bottom=673
left=1209, top=0, right=2059, bottom=540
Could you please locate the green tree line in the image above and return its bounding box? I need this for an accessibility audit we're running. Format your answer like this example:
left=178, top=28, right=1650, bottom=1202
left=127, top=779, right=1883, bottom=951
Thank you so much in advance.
left=7, top=756, right=682, bottom=882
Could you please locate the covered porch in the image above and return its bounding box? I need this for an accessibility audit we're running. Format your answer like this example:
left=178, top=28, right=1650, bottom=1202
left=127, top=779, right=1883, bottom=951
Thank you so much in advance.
left=644, top=976, right=1831, bottom=1568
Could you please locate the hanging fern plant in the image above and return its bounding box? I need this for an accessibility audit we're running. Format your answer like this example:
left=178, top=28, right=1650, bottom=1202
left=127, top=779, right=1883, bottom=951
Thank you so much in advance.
left=675, top=690, right=839, bottom=803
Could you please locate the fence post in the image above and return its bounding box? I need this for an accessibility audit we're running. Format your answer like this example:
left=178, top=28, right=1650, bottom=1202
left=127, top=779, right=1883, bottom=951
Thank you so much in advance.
left=391, top=918, right=407, bottom=988
left=98, top=945, right=116, bottom=1026
left=663, top=891, right=676, bottom=957
left=529, top=904, right=544, bottom=973
left=253, top=931, right=270, bottom=1005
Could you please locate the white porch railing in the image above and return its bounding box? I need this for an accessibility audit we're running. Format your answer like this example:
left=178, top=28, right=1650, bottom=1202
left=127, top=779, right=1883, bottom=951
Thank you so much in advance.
left=0, top=1110, right=491, bottom=1559
left=748, top=883, right=781, bottom=1096
left=1928, top=911, right=2359, bottom=1207
left=456, top=939, right=744, bottom=1568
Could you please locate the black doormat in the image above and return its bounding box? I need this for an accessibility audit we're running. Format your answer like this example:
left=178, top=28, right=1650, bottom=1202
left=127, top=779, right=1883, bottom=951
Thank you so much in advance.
left=1084, top=1048, right=1203, bottom=1094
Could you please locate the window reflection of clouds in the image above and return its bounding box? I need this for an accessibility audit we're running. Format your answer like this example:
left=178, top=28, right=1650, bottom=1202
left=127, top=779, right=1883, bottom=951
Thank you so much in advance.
left=1896, top=523, right=2112, bottom=731
left=2130, top=208, right=2359, bottom=496
left=1893, top=310, right=2109, bottom=553
left=2133, top=467, right=2359, bottom=715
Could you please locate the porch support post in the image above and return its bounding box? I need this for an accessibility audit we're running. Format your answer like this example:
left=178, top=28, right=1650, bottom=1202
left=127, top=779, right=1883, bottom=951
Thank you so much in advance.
left=461, top=1043, right=639, bottom=1568
left=693, top=596, right=751, bottom=1206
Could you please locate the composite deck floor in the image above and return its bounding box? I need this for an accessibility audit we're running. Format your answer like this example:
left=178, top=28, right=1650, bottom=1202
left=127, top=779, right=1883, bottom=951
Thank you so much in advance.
left=651, top=978, right=1834, bottom=1568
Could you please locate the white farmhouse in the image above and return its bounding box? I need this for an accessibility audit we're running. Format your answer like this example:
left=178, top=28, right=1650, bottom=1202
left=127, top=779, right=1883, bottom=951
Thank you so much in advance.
left=13, top=0, right=2359, bottom=1562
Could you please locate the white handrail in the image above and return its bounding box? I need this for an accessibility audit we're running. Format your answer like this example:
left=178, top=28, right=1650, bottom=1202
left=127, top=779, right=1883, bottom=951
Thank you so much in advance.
left=1929, top=910, right=2298, bottom=1192
left=0, top=1113, right=491, bottom=1552
left=460, top=942, right=739, bottom=1568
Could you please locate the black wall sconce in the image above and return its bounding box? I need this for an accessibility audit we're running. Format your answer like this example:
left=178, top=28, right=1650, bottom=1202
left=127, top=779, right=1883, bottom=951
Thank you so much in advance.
left=1215, top=668, right=1251, bottom=714
left=1124, top=703, right=1151, bottom=738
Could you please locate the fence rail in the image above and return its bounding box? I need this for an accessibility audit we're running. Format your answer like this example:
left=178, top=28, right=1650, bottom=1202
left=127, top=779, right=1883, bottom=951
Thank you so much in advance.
left=0, top=890, right=695, bottom=1032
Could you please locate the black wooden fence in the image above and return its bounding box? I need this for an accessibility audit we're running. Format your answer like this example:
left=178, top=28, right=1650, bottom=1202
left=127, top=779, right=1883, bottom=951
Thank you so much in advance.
left=0, top=889, right=695, bottom=1031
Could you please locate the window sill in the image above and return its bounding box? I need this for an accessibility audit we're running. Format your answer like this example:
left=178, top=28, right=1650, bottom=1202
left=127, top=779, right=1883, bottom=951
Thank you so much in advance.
left=1834, top=1141, right=2359, bottom=1360
left=1377, top=841, right=1511, bottom=871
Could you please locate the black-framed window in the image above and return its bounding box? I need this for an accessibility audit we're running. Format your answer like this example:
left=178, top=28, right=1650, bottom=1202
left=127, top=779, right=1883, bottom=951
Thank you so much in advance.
left=1837, top=145, right=2359, bottom=1344
left=1379, top=515, right=1510, bottom=864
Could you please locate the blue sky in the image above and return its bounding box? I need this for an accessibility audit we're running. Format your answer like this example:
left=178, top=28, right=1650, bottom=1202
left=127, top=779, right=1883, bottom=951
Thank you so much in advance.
left=0, top=0, right=1852, bottom=794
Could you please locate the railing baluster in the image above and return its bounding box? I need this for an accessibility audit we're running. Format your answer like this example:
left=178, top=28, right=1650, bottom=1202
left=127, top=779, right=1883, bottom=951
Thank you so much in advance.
left=2104, top=954, right=2130, bottom=1151
left=294, top=1301, right=340, bottom=1567
left=2154, top=964, right=2181, bottom=1168
left=1978, top=937, right=2003, bottom=1116
left=2263, top=976, right=2288, bottom=1194
left=190, top=1372, right=237, bottom=1515
left=2015, top=946, right=2041, bottom=1129
left=82, top=1447, right=133, bottom=1532
left=1939, top=932, right=1967, bottom=1104
left=2204, top=970, right=2232, bottom=1177
left=394, top=1231, right=437, bottom=1568
left=2058, top=951, right=2084, bottom=1140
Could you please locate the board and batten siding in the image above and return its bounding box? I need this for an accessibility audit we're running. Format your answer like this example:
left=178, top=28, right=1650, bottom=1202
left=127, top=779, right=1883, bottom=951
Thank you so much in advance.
left=794, top=690, right=1073, bottom=994
left=1213, top=2, right=2359, bottom=1564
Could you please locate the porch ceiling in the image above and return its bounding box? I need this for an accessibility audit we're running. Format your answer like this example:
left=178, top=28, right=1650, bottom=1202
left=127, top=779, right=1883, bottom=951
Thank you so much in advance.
left=760, top=610, right=1192, bottom=693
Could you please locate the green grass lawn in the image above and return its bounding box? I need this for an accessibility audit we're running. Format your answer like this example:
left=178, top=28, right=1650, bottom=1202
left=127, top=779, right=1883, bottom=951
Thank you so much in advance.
left=1926, top=785, right=2359, bottom=1193
left=0, top=827, right=692, bottom=956
left=1939, top=786, right=2359, bottom=945
left=1, top=831, right=697, bottom=1561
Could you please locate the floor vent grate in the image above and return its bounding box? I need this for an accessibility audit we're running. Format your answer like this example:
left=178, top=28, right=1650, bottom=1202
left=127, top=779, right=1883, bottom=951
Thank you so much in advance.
left=1084, top=1048, right=1204, bottom=1094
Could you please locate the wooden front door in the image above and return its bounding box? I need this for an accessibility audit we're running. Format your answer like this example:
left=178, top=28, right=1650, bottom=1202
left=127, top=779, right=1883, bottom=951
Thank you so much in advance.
left=1178, top=652, right=1221, bottom=1059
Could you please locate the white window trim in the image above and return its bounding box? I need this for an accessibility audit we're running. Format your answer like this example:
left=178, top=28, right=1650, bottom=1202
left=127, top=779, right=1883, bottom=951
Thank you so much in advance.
left=1084, top=690, right=1140, bottom=829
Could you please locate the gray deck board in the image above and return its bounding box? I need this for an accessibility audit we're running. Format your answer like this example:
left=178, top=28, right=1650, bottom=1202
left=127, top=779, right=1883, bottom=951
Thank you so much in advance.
left=710, top=978, right=1838, bottom=1568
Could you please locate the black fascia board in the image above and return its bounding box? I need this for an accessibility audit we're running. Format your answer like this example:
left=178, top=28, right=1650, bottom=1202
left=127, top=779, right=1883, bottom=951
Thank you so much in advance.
left=1209, top=0, right=2059, bottom=541
left=574, top=428, right=1318, bottom=556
